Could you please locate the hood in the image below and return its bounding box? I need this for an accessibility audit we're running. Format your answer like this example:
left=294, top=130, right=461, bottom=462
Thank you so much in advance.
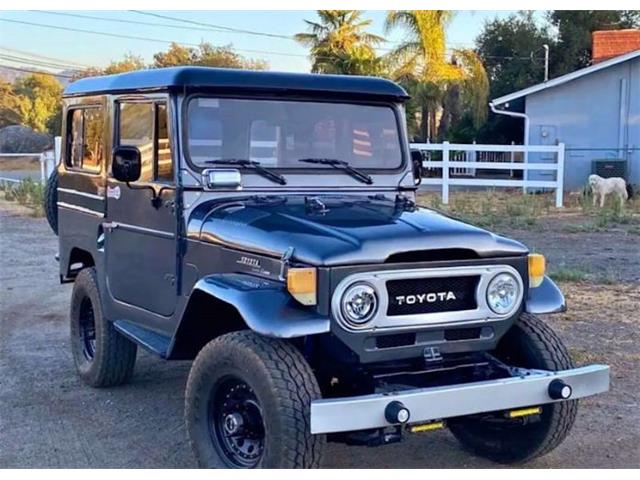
left=188, top=195, right=528, bottom=267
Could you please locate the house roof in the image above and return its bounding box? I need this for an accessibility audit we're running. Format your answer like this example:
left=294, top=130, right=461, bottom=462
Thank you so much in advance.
left=492, top=49, right=640, bottom=106
left=63, top=66, right=409, bottom=100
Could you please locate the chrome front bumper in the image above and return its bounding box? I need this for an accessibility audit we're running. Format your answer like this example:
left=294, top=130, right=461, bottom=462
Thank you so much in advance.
left=310, top=364, right=609, bottom=434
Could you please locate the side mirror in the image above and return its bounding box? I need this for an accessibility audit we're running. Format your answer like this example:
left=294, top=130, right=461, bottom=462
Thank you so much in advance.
left=410, top=150, right=423, bottom=186
left=112, top=146, right=141, bottom=183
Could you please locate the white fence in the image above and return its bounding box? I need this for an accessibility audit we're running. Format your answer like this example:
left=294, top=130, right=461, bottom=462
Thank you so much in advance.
left=411, top=141, right=566, bottom=208
left=0, top=136, right=61, bottom=185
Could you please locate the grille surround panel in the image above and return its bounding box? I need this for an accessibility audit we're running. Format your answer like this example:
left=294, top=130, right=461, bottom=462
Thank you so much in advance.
left=331, top=265, right=524, bottom=333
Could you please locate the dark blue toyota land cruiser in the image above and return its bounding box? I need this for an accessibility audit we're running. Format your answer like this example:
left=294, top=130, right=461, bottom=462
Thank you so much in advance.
left=45, top=67, right=609, bottom=468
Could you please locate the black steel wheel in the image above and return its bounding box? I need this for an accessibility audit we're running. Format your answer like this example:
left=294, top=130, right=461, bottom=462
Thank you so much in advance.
left=209, top=376, right=265, bottom=467
left=78, top=297, right=97, bottom=361
left=185, top=331, right=325, bottom=469
left=448, top=313, right=578, bottom=464
left=70, top=268, right=137, bottom=387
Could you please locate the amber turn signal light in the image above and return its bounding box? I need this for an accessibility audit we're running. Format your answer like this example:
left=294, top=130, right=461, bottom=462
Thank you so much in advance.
left=287, top=268, right=317, bottom=306
left=528, top=253, right=546, bottom=288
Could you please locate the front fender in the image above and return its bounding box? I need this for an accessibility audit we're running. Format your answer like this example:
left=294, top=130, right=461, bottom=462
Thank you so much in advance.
left=190, top=273, right=330, bottom=338
left=524, top=276, right=566, bottom=314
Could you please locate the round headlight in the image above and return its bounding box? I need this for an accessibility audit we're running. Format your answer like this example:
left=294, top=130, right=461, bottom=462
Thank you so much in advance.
left=486, top=273, right=520, bottom=315
left=341, top=283, right=378, bottom=327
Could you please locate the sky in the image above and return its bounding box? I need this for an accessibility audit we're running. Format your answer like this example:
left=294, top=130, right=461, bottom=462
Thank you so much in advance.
left=0, top=10, right=529, bottom=74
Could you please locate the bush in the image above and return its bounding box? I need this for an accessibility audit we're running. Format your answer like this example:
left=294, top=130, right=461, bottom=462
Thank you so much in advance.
left=1, top=178, right=45, bottom=216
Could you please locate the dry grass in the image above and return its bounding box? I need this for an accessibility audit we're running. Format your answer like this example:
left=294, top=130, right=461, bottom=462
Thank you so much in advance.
left=0, top=179, right=44, bottom=216
left=417, top=188, right=640, bottom=233
left=0, top=156, right=41, bottom=171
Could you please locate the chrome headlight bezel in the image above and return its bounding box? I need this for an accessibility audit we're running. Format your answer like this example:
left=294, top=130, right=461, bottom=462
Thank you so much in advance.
left=486, top=272, right=521, bottom=315
left=340, top=282, right=379, bottom=328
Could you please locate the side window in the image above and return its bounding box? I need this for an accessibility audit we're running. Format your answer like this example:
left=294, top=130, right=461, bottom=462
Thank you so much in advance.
left=155, top=104, right=173, bottom=182
left=66, top=107, right=104, bottom=172
left=118, top=102, right=154, bottom=182
left=117, top=101, right=173, bottom=183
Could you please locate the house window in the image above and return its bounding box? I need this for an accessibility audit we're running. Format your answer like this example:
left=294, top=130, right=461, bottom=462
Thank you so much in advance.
left=66, top=107, right=104, bottom=172
left=117, top=101, right=173, bottom=183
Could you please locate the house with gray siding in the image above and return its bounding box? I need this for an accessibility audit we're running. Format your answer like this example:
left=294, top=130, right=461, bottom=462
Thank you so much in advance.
left=491, top=49, right=639, bottom=190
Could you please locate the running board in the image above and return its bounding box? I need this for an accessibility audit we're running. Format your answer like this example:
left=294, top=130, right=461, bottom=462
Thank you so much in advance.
left=113, top=320, right=171, bottom=358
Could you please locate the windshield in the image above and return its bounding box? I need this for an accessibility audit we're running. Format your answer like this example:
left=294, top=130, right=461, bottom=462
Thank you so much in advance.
left=186, top=97, right=403, bottom=170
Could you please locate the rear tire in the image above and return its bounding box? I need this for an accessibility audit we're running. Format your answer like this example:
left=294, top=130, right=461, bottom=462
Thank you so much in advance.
left=185, top=331, right=324, bottom=468
left=70, top=268, right=137, bottom=387
left=43, top=168, right=58, bottom=235
left=449, top=313, right=578, bottom=464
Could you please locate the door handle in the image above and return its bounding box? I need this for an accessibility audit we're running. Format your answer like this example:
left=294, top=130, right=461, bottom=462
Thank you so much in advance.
left=103, top=222, right=119, bottom=232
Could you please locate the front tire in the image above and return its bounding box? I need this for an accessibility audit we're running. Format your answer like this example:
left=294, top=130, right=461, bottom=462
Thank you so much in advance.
left=70, top=268, right=137, bottom=387
left=185, top=331, right=325, bottom=468
left=449, top=313, right=578, bottom=464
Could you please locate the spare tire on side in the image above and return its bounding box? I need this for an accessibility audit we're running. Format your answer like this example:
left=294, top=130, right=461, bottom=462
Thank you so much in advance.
left=43, top=168, right=58, bottom=235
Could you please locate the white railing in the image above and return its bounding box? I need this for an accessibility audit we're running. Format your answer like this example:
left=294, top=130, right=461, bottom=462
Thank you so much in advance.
left=0, top=136, right=61, bottom=185
left=411, top=141, right=566, bottom=208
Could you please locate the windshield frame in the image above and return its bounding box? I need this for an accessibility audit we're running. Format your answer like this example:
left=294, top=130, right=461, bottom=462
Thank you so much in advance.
left=181, top=92, right=408, bottom=176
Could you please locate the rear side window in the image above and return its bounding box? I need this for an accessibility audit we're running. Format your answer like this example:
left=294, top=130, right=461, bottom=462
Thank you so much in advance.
left=66, top=107, right=104, bottom=172
left=117, top=101, right=173, bottom=183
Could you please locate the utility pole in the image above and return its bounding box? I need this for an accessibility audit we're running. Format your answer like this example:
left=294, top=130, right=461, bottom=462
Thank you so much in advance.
left=543, top=44, right=549, bottom=82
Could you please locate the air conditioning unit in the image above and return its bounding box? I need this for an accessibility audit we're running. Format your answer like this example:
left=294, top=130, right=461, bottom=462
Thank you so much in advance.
left=592, top=159, right=627, bottom=179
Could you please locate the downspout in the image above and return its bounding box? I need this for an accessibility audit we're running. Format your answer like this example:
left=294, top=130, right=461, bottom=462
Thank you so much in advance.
left=489, top=101, right=530, bottom=183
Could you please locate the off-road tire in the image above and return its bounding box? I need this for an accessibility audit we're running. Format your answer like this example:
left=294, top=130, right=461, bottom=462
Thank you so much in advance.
left=449, top=313, right=578, bottom=464
left=70, top=268, right=137, bottom=387
left=185, top=331, right=325, bottom=468
left=43, top=168, right=58, bottom=235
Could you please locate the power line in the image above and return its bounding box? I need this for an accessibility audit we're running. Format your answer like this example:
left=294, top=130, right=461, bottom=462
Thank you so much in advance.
left=0, top=18, right=314, bottom=59
left=35, top=10, right=268, bottom=37
left=0, top=46, right=91, bottom=68
left=0, top=64, right=73, bottom=79
left=1, top=17, right=541, bottom=69
left=130, top=10, right=295, bottom=40
left=0, top=53, right=81, bottom=71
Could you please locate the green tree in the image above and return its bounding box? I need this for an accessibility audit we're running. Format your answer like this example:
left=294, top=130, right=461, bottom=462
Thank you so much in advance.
left=13, top=73, right=63, bottom=134
left=153, top=42, right=268, bottom=70
left=471, top=11, right=555, bottom=143
left=103, top=53, right=146, bottom=74
left=549, top=10, right=640, bottom=75
left=295, top=10, right=385, bottom=75
left=385, top=10, right=488, bottom=141
left=0, top=81, right=24, bottom=128
left=73, top=53, right=146, bottom=80
left=476, top=12, right=553, bottom=99
left=152, top=43, right=195, bottom=68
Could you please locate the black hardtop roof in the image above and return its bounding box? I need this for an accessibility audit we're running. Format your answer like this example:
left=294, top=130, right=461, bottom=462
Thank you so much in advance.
left=63, top=66, right=409, bottom=100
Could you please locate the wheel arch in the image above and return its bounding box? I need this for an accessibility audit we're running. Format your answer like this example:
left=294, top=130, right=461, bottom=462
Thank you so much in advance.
left=167, top=274, right=330, bottom=360
left=66, top=247, right=96, bottom=279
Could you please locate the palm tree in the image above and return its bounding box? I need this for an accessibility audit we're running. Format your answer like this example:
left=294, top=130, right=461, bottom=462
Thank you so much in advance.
left=385, top=11, right=488, bottom=141
left=295, top=11, right=385, bottom=75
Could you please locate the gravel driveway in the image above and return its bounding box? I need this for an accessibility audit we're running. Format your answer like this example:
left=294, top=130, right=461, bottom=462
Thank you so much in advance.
left=0, top=200, right=638, bottom=468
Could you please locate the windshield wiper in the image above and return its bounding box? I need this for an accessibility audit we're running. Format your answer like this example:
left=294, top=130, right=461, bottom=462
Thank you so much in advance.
left=203, top=159, right=287, bottom=185
left=297, top=158, right=373, bottom=185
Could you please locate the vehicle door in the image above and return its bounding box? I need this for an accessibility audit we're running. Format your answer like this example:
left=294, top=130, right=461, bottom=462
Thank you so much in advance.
left=105, top=98, right=178, bottom=317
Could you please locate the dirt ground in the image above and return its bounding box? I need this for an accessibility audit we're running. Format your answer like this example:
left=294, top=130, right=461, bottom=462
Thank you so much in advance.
left=0, top=199, right=638, bottom=468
